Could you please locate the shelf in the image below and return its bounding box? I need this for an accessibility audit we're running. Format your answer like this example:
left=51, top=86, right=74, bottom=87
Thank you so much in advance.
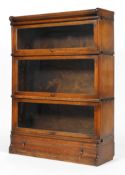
left=12, top=92, right=101, bottom=103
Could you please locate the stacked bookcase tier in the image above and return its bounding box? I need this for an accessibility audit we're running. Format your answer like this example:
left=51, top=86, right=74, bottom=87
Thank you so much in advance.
left=10, top=8, right=114, bottom=166
left=13, top=55, right=114, bottom=100
left=11, top=98, right=114, bottom=138
left=11, top=8, right=114, bottom=56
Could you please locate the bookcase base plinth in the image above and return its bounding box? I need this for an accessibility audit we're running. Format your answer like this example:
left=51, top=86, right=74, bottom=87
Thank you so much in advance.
left=9, top=133, right=114, bottom=166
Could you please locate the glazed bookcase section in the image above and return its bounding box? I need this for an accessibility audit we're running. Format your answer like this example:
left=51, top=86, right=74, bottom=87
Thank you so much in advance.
left=17, top=24, right=95, bottom=49
left=10, top=8, right=114, bottom=56
left=11, top=99, right=114, bottom=140
left=10, top=99, right=114, bottom=166
left=18, top=103, right=95, bottom=135
left=18, top=59, right=95, bottom=94
left=17, top=102, right=95, bottom=136
left=13, top=55, right=114, bottom=100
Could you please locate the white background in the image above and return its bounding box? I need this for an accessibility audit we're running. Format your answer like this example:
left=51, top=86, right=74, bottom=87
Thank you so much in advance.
left=0, top=0, right=124, bottom=174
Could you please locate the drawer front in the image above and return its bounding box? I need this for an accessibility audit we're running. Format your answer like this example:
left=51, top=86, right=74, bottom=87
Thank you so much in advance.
left=11, top=134, right=97, bottom=161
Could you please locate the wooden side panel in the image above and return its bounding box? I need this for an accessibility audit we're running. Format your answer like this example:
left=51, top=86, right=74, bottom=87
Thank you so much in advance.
left=99, top=55, right=114, bottom=98
left=99, top=19, right=114, bottom=54
left=96, top=139, right=114, bottom=165
left=100, top=101, right=114, bottom=138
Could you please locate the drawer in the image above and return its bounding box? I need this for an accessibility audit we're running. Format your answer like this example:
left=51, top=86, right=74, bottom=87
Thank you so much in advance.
left=10, top=134, right=97, bottom=161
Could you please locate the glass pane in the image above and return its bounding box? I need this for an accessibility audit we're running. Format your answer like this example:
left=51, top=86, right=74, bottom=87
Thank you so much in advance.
left=18, top=102, right=94, bottom=135
left=18, top=59, right=94, bottom=94
left=17, top=24, right=94, bottom=49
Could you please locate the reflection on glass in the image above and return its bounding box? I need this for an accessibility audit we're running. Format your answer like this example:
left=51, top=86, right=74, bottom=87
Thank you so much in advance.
left=18, top=59, right=94, bottom=94
left=18, top=102, right=94, bottom=135
left=17, top=24, right=94, bottom=49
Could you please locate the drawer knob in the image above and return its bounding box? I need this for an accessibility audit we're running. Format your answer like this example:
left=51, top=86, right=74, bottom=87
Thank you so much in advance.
left=50, top=93, right=55, bottom=97
left=22, top=142, right=26, bottom=147
left=50, top=49, right=54, bottom=53
left=79, top=148, right=84, bottom=158
left=48, top=131, right=55, bottom=135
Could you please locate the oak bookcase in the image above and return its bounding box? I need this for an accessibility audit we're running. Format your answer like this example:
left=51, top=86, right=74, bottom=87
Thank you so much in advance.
left=9, top=8, right=114, bottom=166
